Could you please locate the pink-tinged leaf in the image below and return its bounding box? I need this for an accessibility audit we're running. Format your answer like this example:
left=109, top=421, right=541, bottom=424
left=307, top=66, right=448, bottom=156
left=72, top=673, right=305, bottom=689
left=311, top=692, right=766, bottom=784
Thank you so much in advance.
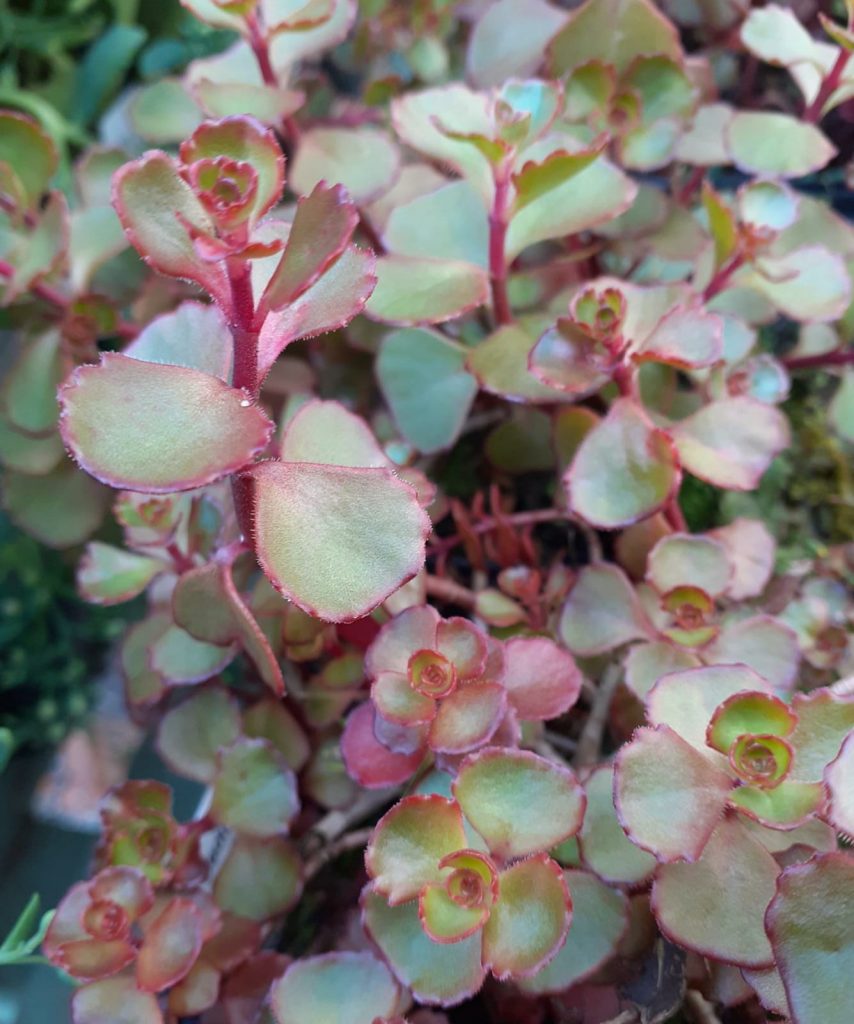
left=362, top=886, right=487, bottom=1007
left=366, top=605, right=440, bottom=678
left=149, top=623, right=234, bottom=685
left=261, top=184, right=358, bottom=311
left=647, top=664, right=775, bottom=751
left=250, top=461, right=429, bottom=623
left=125, top=302, right=233, bottom=381
left=743, top=967, right=789, bottom=1018
left=708, top=518, right=775, bottom=599
left=787, top=690, right=854, bottom=782
left=614, top=725, right=733, bottom=862
left=211, top=738, right=299, bottom=837
left=60, top=354, right=273, bottom=493
left=520, top=869, right=629, bottom=995
left=766, top=853, right=854, bottom=1024
left=179, top=116, right=284, bottom=223
left=213, top=836, right=302, bottom=921
left=121, top=613, right=168, bottom=709
left=624, top=642, right=700, bottom=702
left=566, top=398, right=681, bottom=528
left=137, top=898, right=204, bottom=992
left=579, top=765, right=657, bottom=887
left=700, top=614, right=798, bottom=688
left=340, top=702, right=425, bottom=789
left=56, top=940, right=136, bottom=981
left=436, top=618, right=488, bottom=678
left=72, top=976, right=162, bottom=1024
left=78, top=543, right=165, bottom=605
left=3, top=460, right=108, bottom=548
left=429, top=682, right=507, bottom=754
left=469, top=322, right=573, bottom=404
left=279, top=399, right=387, bottom=468
left=824, top=732, right=854, bottom=836
left=167, top=960, right=220, bottom=1018
left=453, top=748, right=585, bottom=860
left=372, top=671, right=436, bottom=727
left=257, top=244, right=377, bottom=377
left=502, top=636, right=582, bottom=721
left=729, top=779, right=823, bottom=828
left=242, top=697, right=310, bottom=772
left=727, top=111, right=836, bottom=178
left=365, top=255, right=489, bottom=326
left=270, top=951, right=399, bottom=1024
left=652, top=817, right=778, bottom=967
left=222, top=565, right=285, bottom=695
left=1, top=191, right=69, bottom=302
left=483, top=855, right=571, bottom=979
left=646, top=533, right=731, bottom=599
left=559, top=563, right=652, bottom=656
left=366, top=795, right=466, bottom=904
left=156, top=686, right=242, bottom=783
left=419, top=882, right=489, bottom=943
left=634, top=305, right=723, bottom=369
left=670, top=397, right=789, bottom=490
left=749, top=246, right=851, bottom=323
left=112, top=151, right=229, bottom=308
left=528, top=320, right=614, bottom=399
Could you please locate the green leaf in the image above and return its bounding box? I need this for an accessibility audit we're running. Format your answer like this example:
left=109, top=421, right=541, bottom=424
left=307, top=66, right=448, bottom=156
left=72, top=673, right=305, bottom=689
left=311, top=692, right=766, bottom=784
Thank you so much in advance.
left=78, top=542, right=164, bottom=605
left=727, top=112, right=836, bottom=178
left=566, top=398, right=680, bottom=528
left=730, top=780, right=823, bottom=828
left=706, top=691, right=797, bottom=754
left=468, top=0, right=569, bottom=88
left=156, top=687, right=242, bottom=783
left=211, top=738, right=300, bottom=837
left=4, top=460, right=108, bottom=548
left=365, top=795, right=466, bottom=904
left=748, top=247, right=852, bottom=322
left=72, top=976, right=161, bottom=1024
left=290, top=126, right=400, bottom=204
left=270, top=951, right=400, bottom=1024
left=578, top=765, right=657, bottom=886
left=149, top=623, right=234, bottom=685
left=366, top=255, right=489, bottom=326
left=453, top=748, right=585, bottom=860
left=670, top=397, right=788, bottom=491
left=512, top=144, right=606, bottom=213
left=468, top=322, right=570, bottom=403
left=0, top=415, right=63, bottom=476
left=73, top=24, right=147, bottom=127
left=766, top=853, right=854, bottom=1024
left=624, top=642, right=700, bottom=702
left=483, top=855, right=571, bottom=979
left=0, top=894, right=52, bottom=964
left=653, top=816, right=778, bottom=967
left=214, top=836, right=302, bottom=921
left=377, top=327, right=478, bottom=453
left=560, top=563, right=651, bottom=656
left=824, top=732, right=854, bottom=835
left=2, top=331, right=63, bottom=438
left=251, top=460, right=428, bottom=622
left=130, top=79, right=204, bottom=144
left=787, top=690, right=854, bottom=782
left=60, top=354, right=273, bottom=492
left=647, top=533, right=731, bottom=598
left=614, top=724, right=733, bottom=862
left=429, top=682, right=507, bottom=753
left=125, top=302, right=233, bottom=380
left=520, top=869, right=629, bottom=995
left=382, top=180, right=489, bottom=269
left=0, top=111, right=57, bottom=209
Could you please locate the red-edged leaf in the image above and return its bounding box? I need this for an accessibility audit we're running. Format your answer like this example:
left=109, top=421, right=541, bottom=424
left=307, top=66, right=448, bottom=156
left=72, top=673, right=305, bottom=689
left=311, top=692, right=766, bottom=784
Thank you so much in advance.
left=72, top=976, right=162, bottom=1024
left=270, top=951, right=400, bottom=1024
left=340, top=702, right=425, bottom=789
left=60, top=354, right=273, bottom=493
left=211, top=738, right=299, bottom=837
left=137, top=898, right=204, bottom=992
left=502, top=636, right=583, bottom=721
left=428, top=682, right=507, bottom=754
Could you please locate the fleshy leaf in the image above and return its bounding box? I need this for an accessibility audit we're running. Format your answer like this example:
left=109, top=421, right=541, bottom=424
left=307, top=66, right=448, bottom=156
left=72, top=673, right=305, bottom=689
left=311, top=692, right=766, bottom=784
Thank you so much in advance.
left=270, top=951, right=399, bottom=1024
left=708, top=518, right=775, bottom=600
left=377, top=328, right=478, bottom=454
left=78, top=543, right=164, bottom=605
left=468, top=0, right=568, bottom=88
left=362, top=886, right=486, bottom=1007
left=729, top=779, right=823, bottom=828
left=727, top=112, right=836, bottom=178
left=250, top=461, right=429, bottom=622
left=0, top=111, right=57, bottom=208
left=125, top=302, right=233, bottom=380
left=340, top=702, right=425, bottom=789
left=614, top=724, right=733, bottom=861
left=290, top=127, right=400, bottom=203
left=748, top=247, right=852, bottom=323
left=72, top=976, right=162, bottom=1024
left=824, top=732, right=854, bottom=836
left=579, top=765, right=657, bottom=886
left=137, top=898, right=203, bottom=991
left=366, top=255, right=489, bottom=326
left=149, top=623, right=233, bottom=685
left=706, top=691, right=797, bottom=754
left=624, top=642, right=701, bottom=702
left=704, top=616, right=800, bottom=692
left=520, top=869, right=629, bottom=995
left=211, top=738, right=299, bottom=837
left=279, top=399, right=386, bottom=468
left=670, top=397, right=788, bottom=490
left=502, top=636, right=582, bottom=721
left=453, top=748, right=585, bottom=860
left=60, top=354, right=273, bottom=492
left=242, top=697, right=310, bottom=771
left=766, top=854, right=854, bottom=1024
left=468, top=322, right=570, bottom=403
left=566, top=398, right=680, bottom=528
left=156, top=687, right=242, bottom=783
left=482, top=855, right=571, bottom=979
left=560, top=563, right=651, bottom=656
left=214, top=837, right=302, bottom=921
left=787, top=691, right=854, bottom=782
left=652, top=817, right=778, bottom=967
left=419, top=882, right=489, bottom=943
left=366, top=795, right=466, bottom=904
left=4, top=461, right=108, bottom=548
left=647, top=534, right=731, bottom=598
left=3, top=331, right=62, bottom=437
left=428, top=682, right=506, bottom=754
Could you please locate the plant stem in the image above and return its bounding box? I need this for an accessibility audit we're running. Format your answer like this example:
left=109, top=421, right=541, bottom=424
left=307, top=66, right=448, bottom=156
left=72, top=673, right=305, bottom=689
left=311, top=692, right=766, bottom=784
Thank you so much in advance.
left=0, top=258, right=138, bottom=339
left=303, top=827, right=374, bottom=884
left=702, top=252, right=746, bottom=302
left=488, top=169, right=512, bottom=326
left=664, top=497, right=687, bottom=532
left=427, top=507, right=569, bottom=558
left=674, top=165, right=705, bottom=206
left=783, top=347, right=854, bottom=371
left=574, top=663, right=622, bottom=768
left=424, top=574, right=477, bottom=609
left=245, top=11, right=301, bottom=146
left=804, top=48, right=850, bottom=122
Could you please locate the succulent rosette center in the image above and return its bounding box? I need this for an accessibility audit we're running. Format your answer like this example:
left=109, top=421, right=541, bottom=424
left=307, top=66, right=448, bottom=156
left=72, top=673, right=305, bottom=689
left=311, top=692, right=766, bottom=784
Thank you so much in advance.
left=660, top=585, right=718, bottom=647
left=408, top=648, right=458, bottom=699
left=187, top=156, right=259, bottom=229
left=442, top=850, right=498, bottom=910
left=728, top=733, right=793, bottom=789
left=83, top=899, right=131, bottom=942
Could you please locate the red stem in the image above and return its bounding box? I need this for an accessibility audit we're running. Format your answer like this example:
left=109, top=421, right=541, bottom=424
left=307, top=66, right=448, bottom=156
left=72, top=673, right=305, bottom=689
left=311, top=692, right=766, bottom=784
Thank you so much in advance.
left=804, top=48, right=850, bottom=122
left=428, top=508, right=569, bottom=558
left=166, top=542, right=195, bottom=575
left=702, top=252, right=746, bottom=302
left=675, top=166, right=705, bottom=207
left=664, top=498, right=687, bottom=532
left=246, top=12, right=301, bottom=145
left=783, top=347, right=854, bottom=371
left=424, top=574, right=477, bottom=609
left=488, top=169, right=512, bottom=326
left=0, top=258, right=138, bottom=339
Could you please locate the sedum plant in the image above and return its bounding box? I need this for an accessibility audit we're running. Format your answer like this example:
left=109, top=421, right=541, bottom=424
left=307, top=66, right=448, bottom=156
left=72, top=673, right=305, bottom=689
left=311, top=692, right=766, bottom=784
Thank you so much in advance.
left=0, top=0, right=851, bottom=1022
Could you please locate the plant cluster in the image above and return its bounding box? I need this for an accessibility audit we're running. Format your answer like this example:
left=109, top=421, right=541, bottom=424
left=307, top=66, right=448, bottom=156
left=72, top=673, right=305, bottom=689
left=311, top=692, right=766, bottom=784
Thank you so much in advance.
left=0, top=0, right=853, bottom=1022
